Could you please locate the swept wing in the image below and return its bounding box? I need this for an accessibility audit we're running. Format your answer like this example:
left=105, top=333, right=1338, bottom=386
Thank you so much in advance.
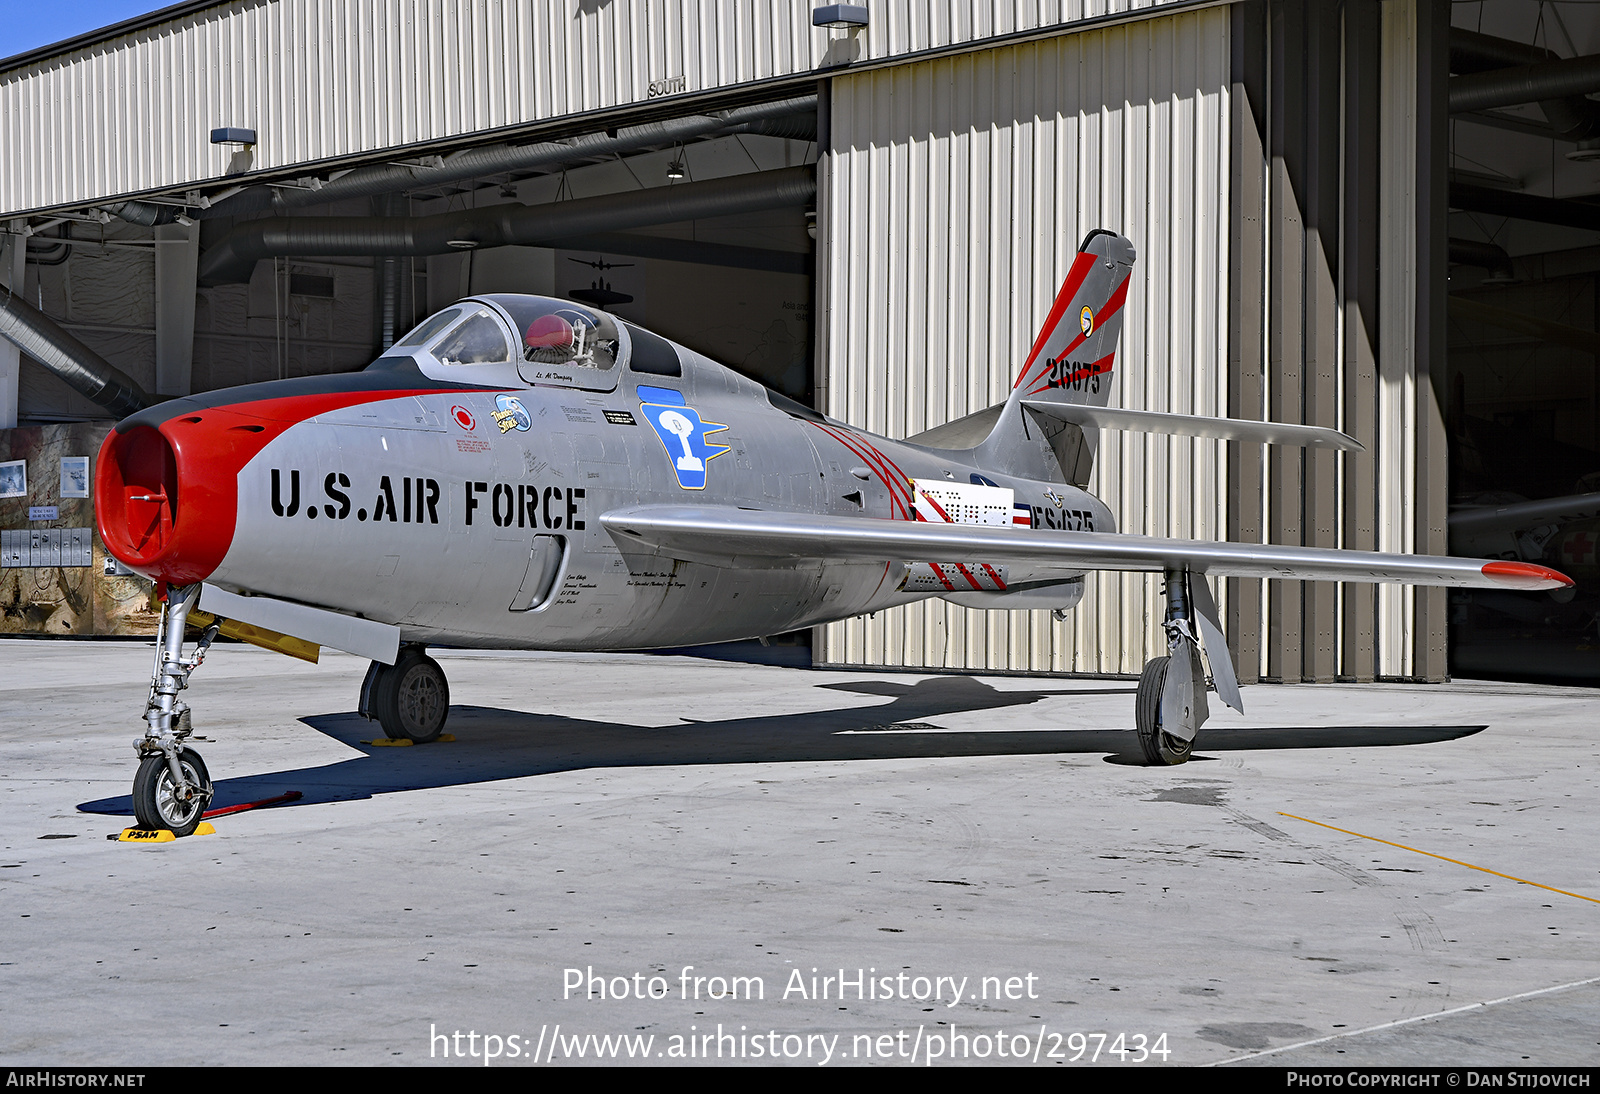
left=602, top=505, right=1572, bottom=591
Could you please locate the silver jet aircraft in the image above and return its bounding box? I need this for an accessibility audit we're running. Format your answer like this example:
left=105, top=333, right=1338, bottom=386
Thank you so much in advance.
left=94, top=229, right=1572, bottom=834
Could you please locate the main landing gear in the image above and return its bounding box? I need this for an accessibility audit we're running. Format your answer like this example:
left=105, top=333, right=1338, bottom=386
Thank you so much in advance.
left=1135, top=567, right=1214, bottom=767
left=360, top=645, right=450, bottom=743
left=132, top=583, right=218, bottom=835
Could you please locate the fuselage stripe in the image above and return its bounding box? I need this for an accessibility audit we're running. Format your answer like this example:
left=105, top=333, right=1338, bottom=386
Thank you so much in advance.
left=825, top=427, right=910, bottom=518
left=813, top=423, right=914, bottom=520
left=828, top=427, right=909, bottom=506
left=850, top=434, right=917, bottom=514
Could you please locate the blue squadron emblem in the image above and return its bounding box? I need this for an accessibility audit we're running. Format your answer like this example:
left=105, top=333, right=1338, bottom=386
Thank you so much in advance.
left=492, top=394, right=532, bottom=433
left=637, top=385, right=730, bottom=490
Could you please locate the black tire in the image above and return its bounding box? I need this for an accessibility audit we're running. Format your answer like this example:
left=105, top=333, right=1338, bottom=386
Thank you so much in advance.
left=374, top=648, right=449, bottom=743
left=1135, top=656, right=1193, bottom=766
left=132, top=748, right=212, bottom=836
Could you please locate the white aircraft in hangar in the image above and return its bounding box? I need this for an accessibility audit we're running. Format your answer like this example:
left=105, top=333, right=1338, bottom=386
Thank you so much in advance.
left=94, top=229, right=1572, bottom=835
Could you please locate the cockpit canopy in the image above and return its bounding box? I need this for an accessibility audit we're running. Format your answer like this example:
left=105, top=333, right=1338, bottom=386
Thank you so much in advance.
left=393, top=297, right=618, bottom=370
left=387, top=295, right=622, bottom=391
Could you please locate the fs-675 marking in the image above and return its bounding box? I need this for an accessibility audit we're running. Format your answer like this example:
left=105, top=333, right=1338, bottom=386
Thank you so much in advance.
left=95, top=231, right=1572, bottom=834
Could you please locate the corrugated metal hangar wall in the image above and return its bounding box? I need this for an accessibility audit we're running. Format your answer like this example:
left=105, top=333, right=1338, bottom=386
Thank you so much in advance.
left=814, top=0, right=1447, bottom=682
left=1226, top=0, right=1447, bottom=685
left=0, top=0, right=1198, bottom=215
left=816, top=8, right=1233, bottom=676
left=1, top=0, right=1456, bottom=680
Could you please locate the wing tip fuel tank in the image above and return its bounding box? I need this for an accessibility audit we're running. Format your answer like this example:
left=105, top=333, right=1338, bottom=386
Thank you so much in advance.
left=1480, top=560, right=1576, bottom=590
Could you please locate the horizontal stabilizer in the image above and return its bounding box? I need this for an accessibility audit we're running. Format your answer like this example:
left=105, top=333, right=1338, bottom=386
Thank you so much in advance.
left=1022, top=401, right=1363, bottom=452
left=602, top=505, right=1572, bottom=591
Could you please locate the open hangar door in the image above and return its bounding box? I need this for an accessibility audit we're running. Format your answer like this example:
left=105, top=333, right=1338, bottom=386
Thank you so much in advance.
left=191, top=93, right=820, bottom=405
left=189, top=90, right=820, bottom=658
left=8, top=93, right=819, bottom=412
left=1446, top=2, right=1600, bottom=683
left=1, top=92, right=817, bottom=643
left=417, top=102, right=817, bottom=406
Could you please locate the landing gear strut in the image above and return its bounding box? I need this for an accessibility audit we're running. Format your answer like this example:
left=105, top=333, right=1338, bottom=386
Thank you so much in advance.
left=360, top=645, right=450, bottom=743
left=132, top=583, right=218, bottom=834
left=1134, top=567, right=1209, bottom=767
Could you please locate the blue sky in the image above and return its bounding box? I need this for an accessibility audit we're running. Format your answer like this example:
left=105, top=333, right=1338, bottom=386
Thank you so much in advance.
left=1, top=1, right=179, bottom=61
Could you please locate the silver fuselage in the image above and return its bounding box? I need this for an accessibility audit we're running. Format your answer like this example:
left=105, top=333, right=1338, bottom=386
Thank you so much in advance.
left=205, top=298, right=1113, bottom=650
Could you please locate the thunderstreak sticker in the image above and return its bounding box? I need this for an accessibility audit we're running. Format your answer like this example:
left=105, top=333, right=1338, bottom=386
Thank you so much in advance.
left=492, top=394, right=532, bottom=433
left=637, top=385, right=730, bottom=490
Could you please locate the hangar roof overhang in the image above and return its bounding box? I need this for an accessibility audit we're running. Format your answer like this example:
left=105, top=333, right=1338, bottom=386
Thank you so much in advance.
left=0, top=0, right=1215, bottom=225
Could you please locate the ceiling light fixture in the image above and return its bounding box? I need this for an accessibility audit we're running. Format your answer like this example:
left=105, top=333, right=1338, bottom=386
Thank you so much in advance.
left=210, top=127, right=257, bottom=147
left=813, top=4, right=868, bottom=29
left=1567, top=139, right=1600, bottom=162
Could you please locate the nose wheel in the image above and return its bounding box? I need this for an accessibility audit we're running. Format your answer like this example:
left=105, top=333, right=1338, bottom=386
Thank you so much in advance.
left=132, top=748, right=213, bottom=836
left=129, top=583, right=220, bottom=835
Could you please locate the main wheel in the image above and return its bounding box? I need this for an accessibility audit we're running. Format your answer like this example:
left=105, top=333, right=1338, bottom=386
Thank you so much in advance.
left=1135, top=656, right=1193, bottom=766
left=132, top=748, right=212, bottom=836
left=373, top=648, right=449, bottom=743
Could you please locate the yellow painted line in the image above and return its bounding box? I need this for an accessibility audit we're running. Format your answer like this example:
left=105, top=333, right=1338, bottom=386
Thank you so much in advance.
left=1277, top=812, right=1600, bottom=905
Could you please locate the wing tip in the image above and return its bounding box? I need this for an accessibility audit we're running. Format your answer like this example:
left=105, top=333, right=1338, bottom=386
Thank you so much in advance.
left=1481, top=560, right=1575, bottom=590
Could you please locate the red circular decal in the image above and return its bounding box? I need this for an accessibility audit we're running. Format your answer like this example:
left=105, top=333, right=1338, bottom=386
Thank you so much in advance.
left=452, top=405, right=476, bottom=430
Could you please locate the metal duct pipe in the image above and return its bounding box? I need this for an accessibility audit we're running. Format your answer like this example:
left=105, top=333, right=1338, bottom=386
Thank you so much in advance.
left=1452, top=54, right=1600, bottom=117
left=551, top=232, right=810, bottom=275
left=375, top=193, right=403, bottom=351
left=1451, top=27, right=1548, bottom=70
left=737, top=113, right=819, bottom=143
left=24, top=236, right=72, bottom=266
left=1448, top=238, right=1517, bottom=283
left=1450, top=29, right=1600, bottom=133
left=103, top=200, right=180, bottom=228
left=1451, top=182, right=1600, bottom=232
left=199, top=165, right=817, bottom=286
left=208, top=96, right=818, bottom=219
left=1449, top=28, right=1600, bottom=138
left=0, top=289, right=151, bottom=417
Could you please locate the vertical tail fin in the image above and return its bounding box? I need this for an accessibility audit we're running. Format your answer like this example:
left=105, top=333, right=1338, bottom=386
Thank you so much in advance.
left=978, top=229, right=1137, bottom=483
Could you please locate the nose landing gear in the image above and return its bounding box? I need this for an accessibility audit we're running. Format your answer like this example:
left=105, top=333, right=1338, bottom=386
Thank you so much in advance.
left=131, top=583, right=217, bottom=835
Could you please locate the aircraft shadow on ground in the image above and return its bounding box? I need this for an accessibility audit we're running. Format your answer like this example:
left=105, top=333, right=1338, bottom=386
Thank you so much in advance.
left=77, top=675, right=1487, bottom=814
